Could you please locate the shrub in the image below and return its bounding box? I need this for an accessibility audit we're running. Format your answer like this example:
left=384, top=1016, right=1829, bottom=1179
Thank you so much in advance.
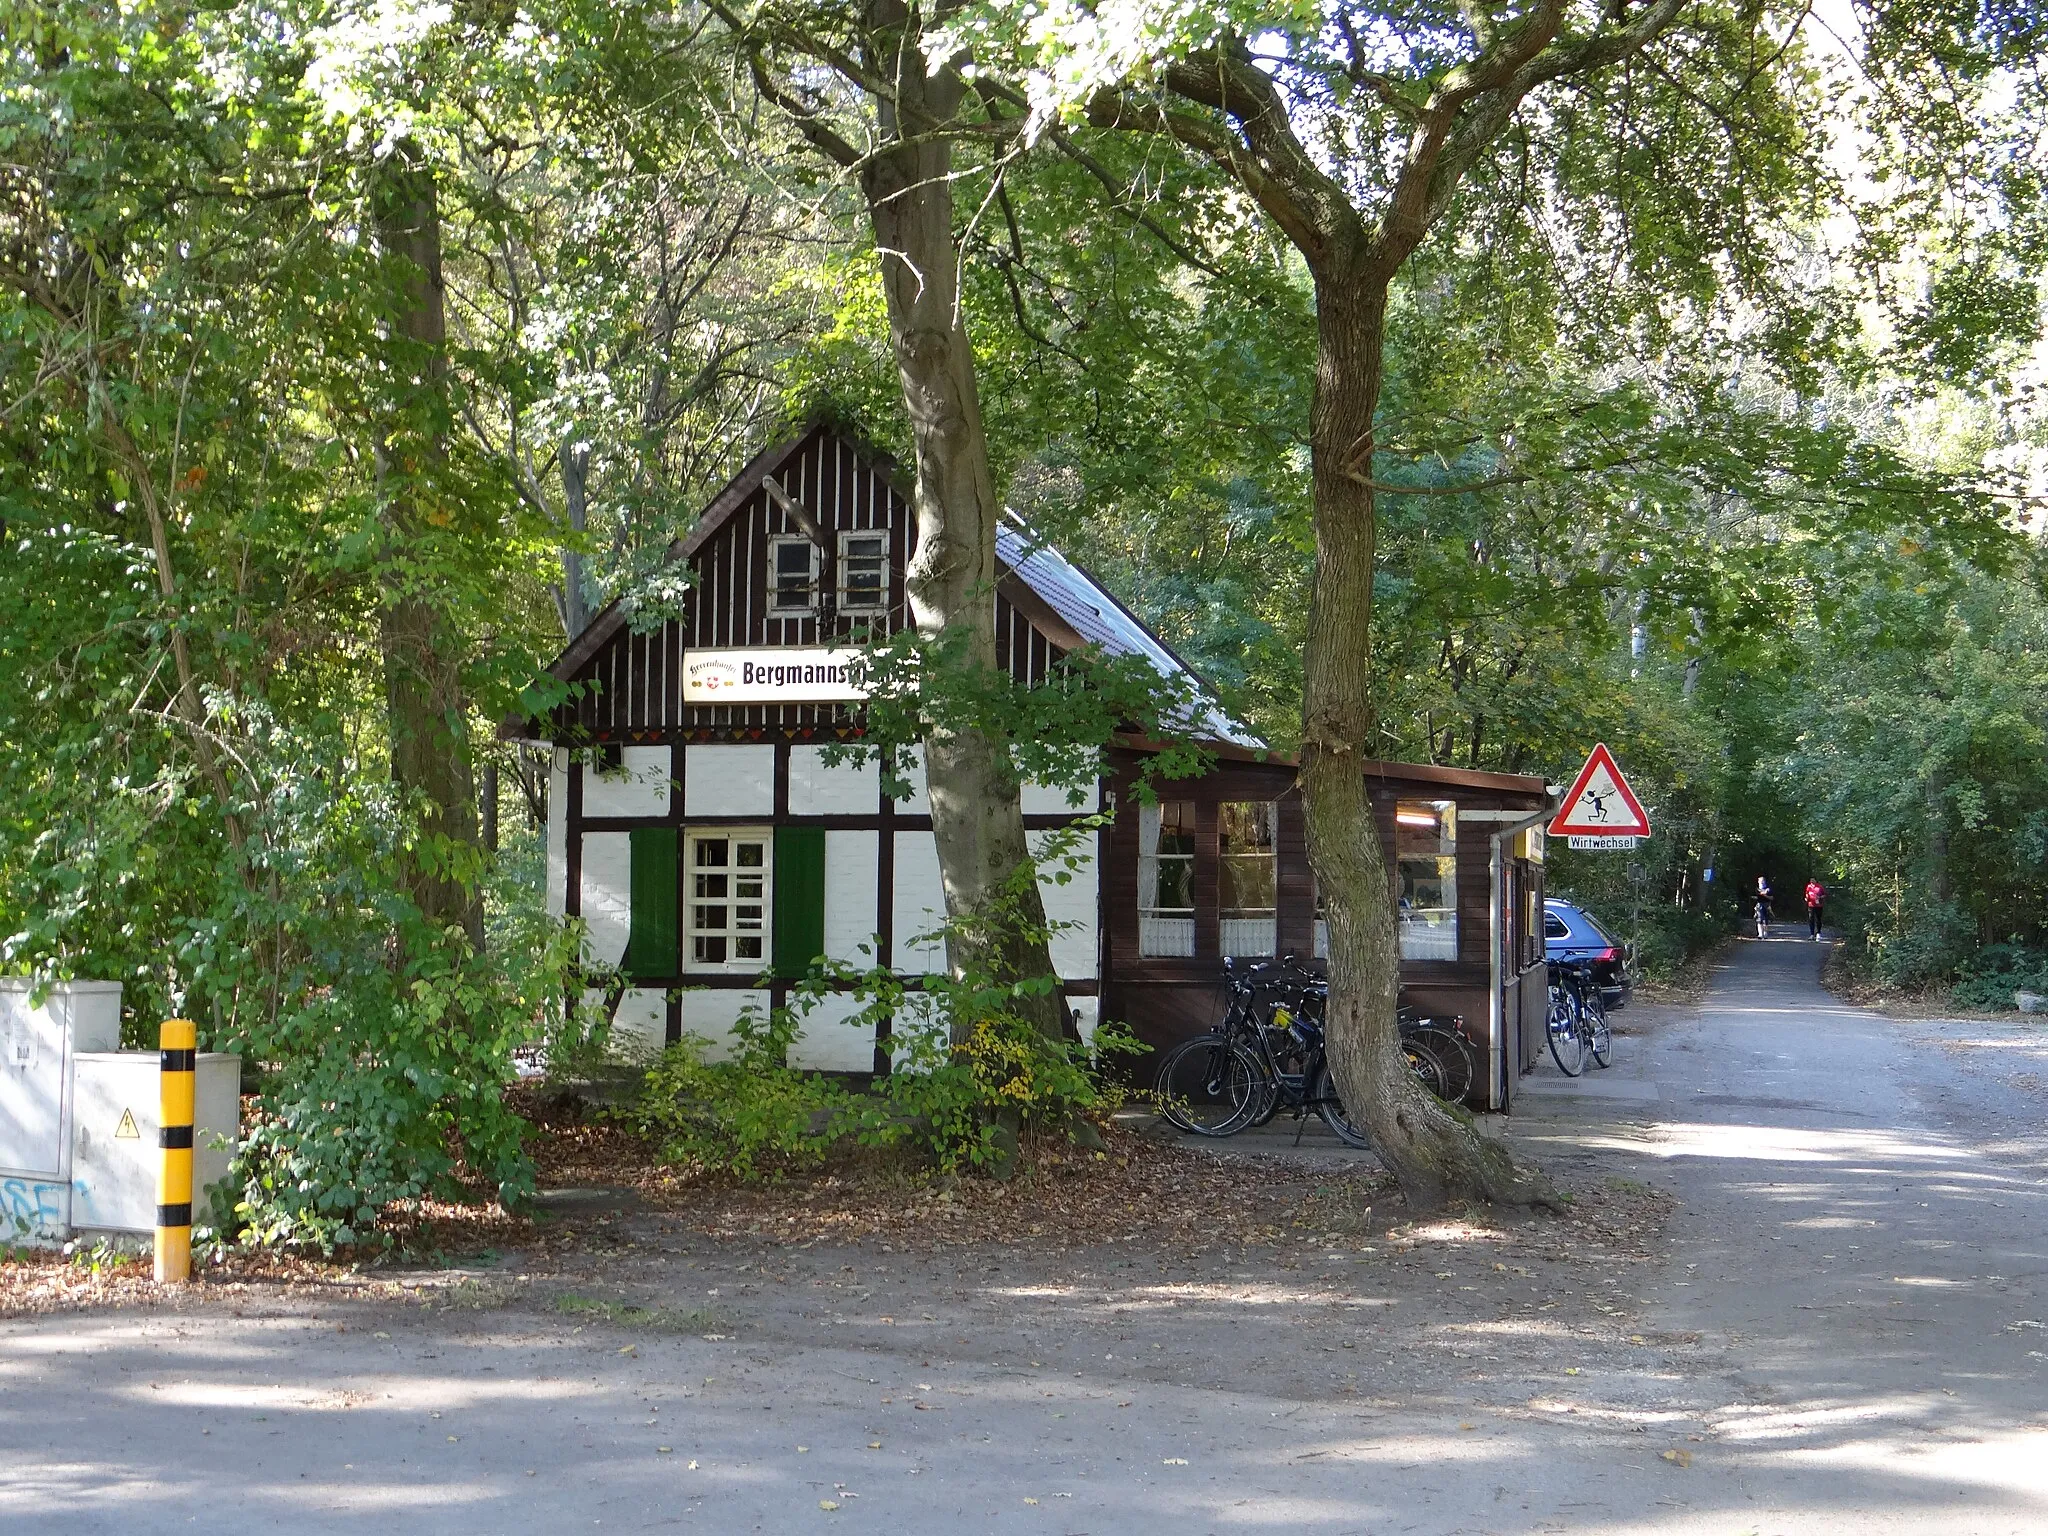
left=624, top=827, right=1143, bottom=1177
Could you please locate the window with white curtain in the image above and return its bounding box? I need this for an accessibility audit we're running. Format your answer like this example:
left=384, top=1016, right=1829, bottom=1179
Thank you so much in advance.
left=1136, top=801, right=1195, bottom=956
left=1218, top=801, right=1277, bottom=956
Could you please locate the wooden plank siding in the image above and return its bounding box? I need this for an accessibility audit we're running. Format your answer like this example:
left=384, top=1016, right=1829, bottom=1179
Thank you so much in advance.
left=544, top=426, right=1066, bottom=743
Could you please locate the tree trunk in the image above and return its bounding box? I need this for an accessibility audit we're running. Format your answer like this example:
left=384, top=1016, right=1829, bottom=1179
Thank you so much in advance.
left=561, top=435, right=592, bottom=639
left=373, top=146, right=483, bottom=948
left=858, top=16, right=1063, bottom=1042
left=1304, top=272, right=1557, bottom=1211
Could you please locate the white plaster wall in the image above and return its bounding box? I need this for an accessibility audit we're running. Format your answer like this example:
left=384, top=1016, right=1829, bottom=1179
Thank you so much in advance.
left=678, top=988, right=772, bottom=1063
left=545, top=747, right=569, bottom=918
left=789, top=746, right=879, bottom=816
left=1031, top=829, right=1099, bottom=980
left=582, top=745, right=671, bottom=819
left=609, top=988, right=669, bottom=1062
left=1020, top=777, right=1100, bottom=814
left=683, top=743, right=775, bottom=816
left=824, top=830, right=880, bottom=965
left=787, top=991, right=876, bottom=1073
left=1069, top=996, right=1100, bottom=1046
left=579, top=832, right=632, bottom=969
left=893, top=746, right=929, bottom=813
left=891, top=830, right=947, bottom=975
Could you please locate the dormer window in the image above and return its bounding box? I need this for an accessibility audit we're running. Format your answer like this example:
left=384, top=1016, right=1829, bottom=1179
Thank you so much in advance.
left=770, top=535, right=817, bottom=612
left=839, top=530, right=889, bottom=615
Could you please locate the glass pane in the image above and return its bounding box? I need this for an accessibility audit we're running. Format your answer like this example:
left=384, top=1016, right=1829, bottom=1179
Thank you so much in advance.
left=696, top=840, right=728, bottom=867
left=773, top=541, right=812, bottom=607
left=692, top=905, right=727, bottom=930
left=735, top=937, right=763, bottom=959
left=693, top=936, right=727, bottom=964
left=737, top=842, right=765, bottom=867
left=1218, top=801, right=1275, bottom=855
left=694, top=873, right=727, bottom=899
left=1395, top=800, right=1457, bottom=960
left=1138, top=801, right=1198, bottom=958
left=1220, top=803, right=1276, bottom=957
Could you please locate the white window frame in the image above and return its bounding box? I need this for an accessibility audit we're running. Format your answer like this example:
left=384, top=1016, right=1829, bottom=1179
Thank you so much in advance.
left=768, top=535, right=818, bottom=614
left=1137, top=800, right=1196, bottom=958
left=837, top=528, right=891, bottom=615
left=685, top=827, right=773, bottom=973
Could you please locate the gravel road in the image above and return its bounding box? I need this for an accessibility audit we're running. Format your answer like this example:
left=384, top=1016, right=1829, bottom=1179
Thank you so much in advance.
left=5, top=929, right=2046, bottom=1534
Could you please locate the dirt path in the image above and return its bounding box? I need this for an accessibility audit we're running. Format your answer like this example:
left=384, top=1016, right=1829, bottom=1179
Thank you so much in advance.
left=6, top=934, right=2045, bottom=1532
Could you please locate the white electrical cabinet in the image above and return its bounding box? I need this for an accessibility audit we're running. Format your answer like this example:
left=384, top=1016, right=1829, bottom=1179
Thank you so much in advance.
left=71, top=1053, right=241, bottom=1234
left=1, top=980, right=122, bottom=1238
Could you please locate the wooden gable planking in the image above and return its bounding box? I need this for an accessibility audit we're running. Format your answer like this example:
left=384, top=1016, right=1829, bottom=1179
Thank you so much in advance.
left=548, top=425, right=1069, bottom=740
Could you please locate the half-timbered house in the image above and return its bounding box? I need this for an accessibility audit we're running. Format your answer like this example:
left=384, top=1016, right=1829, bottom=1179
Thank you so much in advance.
left=505, top=421, right=1557, bottom=1110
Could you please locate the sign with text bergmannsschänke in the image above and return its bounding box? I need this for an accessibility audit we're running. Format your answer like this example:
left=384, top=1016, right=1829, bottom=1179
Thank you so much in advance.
left=682, top=647, right=868, bottom=705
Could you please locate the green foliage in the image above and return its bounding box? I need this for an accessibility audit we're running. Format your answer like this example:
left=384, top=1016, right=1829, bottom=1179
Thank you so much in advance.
left=624, top=828, right=1143, bottom=1178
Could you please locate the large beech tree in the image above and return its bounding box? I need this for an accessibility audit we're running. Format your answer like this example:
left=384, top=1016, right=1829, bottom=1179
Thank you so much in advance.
left=949, top=0, right=1862, bottom=1207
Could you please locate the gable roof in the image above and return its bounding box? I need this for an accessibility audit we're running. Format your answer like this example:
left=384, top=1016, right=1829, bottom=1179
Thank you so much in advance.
left=514, top=421, right=1259, bottom=749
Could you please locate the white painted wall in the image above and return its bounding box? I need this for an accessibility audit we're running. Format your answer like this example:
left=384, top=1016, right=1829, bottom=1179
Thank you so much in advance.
left=892, top=746, right=929, bottom=813
left=546, top=748, right=569, bottom=918
left=824, top=830, right=880, bottom=965
left=1069, top=996, right=1100, bottom=1046
left=679, top=988, right=772, bottom=1062
left=582, top=745, right=672, bottom=818
left=787, top=991, right=876, bottom=1073
left=789, top=746, right=879, bottom=815
left=1020, top=777, right=1100, bottom=814
left=891, top=830, right=947, bottom=975
left=1031, top=828, right=1100, bottom=980
left=579, top=831, right=632, bottom=969
left=684, top=743, right=775, bottom=816
left=609, top=988, right=669, bottom=1062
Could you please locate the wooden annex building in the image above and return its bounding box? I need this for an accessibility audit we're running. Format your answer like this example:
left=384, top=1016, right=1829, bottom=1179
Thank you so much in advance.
left=506, top=422, right=1558, bottom=1112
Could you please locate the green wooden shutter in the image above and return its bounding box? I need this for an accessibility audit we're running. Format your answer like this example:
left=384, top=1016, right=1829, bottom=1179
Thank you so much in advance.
left=773, top=825, right=827, bottom=979
left=624, top=827, right=678, bottom=981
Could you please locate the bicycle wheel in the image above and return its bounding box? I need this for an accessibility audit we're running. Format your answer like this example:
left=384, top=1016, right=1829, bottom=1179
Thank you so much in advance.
left=1585, top=992, right=1612, bottom=1069
left=1546, top=984, right=1586, bottom=1077
left=1156, top=1035, right=1268, bottom=1136
left=1311, top=1062, right=1373, bottom=1149
left=1409, top=1026, right=1476, bottom=1103
left=1403, top=1036, right=1451, bottom=1099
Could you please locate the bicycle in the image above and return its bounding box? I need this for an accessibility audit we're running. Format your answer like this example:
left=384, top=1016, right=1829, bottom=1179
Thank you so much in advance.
left=1544, top=958, right=1612, bottom=1076
left=1155, top=956, right=1370, bottom=1147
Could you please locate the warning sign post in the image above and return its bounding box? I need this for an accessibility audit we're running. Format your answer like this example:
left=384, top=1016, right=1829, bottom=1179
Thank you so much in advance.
left=1549, top=744, right=1650, bottom=849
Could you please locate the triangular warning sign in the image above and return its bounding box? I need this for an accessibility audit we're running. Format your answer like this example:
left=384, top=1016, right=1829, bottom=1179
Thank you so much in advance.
left=1549, top=743, right=1651, bottom=838
left=114, top=1107, right=140, bottom=1139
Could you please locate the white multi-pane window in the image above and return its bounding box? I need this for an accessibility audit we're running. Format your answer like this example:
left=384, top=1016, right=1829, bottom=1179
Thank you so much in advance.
left=688, top=830, right=771, bottom=970
left=838, top=530, right=889, bottom=615
left=769, top=535, right=817, bottom=613
left=1218, top=801, right=1278, bottom=956
left=1395, top=799, right=1457, bottom=960
left=1137, top=801, right=1196, bottom=956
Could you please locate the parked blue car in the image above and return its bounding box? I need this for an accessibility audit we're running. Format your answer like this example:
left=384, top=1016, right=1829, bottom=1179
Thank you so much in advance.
left=1544, top=898, right=1633, bottom=1011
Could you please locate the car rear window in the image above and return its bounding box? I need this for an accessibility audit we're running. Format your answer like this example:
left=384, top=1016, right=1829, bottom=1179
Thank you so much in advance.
left=1544, top=914, right=1569, bottom=940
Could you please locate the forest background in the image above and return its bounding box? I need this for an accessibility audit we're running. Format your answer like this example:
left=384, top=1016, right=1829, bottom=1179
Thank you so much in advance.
left=3, top=0, right=2045, bottom=1240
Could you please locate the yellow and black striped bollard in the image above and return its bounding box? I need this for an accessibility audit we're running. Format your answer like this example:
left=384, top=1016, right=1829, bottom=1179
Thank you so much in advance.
left=155, top=1019, right=196, bottom=1284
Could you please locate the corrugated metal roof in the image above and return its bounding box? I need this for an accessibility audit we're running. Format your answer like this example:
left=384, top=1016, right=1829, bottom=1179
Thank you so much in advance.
left=997, top=521, right=1262, bottom=749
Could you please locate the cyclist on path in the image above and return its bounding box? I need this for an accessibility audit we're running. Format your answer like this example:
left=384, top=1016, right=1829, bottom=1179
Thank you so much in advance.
left=1754, top=875, right=1773, bottom=939
left=1805, top=878, right=1826, bottom=940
